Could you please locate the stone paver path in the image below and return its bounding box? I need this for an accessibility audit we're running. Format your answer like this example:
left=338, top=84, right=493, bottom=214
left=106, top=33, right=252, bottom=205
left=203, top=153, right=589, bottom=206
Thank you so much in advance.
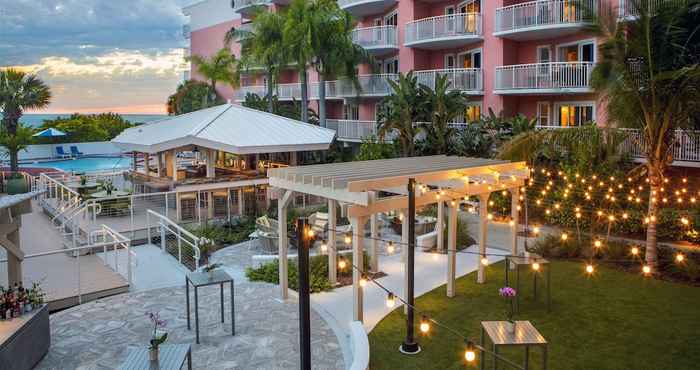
left=37, top=280, right=344, bottom=369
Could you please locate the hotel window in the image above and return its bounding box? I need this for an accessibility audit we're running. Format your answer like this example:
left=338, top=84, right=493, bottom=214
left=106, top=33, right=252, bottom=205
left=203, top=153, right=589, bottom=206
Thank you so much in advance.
left=458, top=102, right=482, bottom=123
left=458, top=49, right=481, bottom=69
left=384, top=57, right=399, bottom=74
left=537, top=102, right=551, bottom=127
left=344, top=104, right=359, bottom=120
left=459, top=0, right=480, bottom=33
left=445, top=54, right=456, bottom=69
left=445, top=6, right=456, bottom=33
left=556, top=102, right=594, bottom=127
left=557, top=40, right=595, bottom=62
left=384, top=11, right=398, bottom=27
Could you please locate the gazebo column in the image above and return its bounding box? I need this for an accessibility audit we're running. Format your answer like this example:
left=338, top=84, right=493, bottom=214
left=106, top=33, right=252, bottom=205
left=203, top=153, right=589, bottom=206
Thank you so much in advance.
left=171, top=149, right=178, bottom=182
left=510, top=187, right=520, bottom=256
left=328, top=200, right=337, bottom=285
left=156, top=152, right=164, bottom=177
left=143, top=153, right=150, bottom=175
left=437, top=200, right=445, bottom=252
left=401, top=209, right=409, bottom=314
left=478, top=193, right=490, bottom=284
left=447, top=201, right=458, bottom=297
left=206, top=149, right=216, bottom=178
left=238, top=188, right=245, bottom=215
left=132, top=152, right=138, bottom=171
left=277, top=190, right=294, bottom=300
left=351, top=215, right=367, bottom=322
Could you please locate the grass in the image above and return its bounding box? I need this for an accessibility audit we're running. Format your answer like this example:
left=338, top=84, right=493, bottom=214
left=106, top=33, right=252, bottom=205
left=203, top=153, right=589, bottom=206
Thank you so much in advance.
left=369, top=261, right=700, bottom=370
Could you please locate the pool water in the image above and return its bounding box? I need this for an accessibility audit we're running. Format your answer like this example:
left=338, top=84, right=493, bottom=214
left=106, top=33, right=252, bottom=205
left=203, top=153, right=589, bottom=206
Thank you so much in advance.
left=21, top=156, right=131, bottom=172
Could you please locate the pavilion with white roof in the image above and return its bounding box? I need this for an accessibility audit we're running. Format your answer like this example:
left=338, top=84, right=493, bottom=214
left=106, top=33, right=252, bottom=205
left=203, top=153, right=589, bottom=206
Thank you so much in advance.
left=268, top=155, right=530, bottom=322
left=112, top=103, right=336, bottom=221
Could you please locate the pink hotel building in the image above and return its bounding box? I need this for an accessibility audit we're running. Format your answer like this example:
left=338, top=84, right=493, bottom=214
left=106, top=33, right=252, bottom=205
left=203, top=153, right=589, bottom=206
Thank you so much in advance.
left=183, top=0, right=634, bottom=142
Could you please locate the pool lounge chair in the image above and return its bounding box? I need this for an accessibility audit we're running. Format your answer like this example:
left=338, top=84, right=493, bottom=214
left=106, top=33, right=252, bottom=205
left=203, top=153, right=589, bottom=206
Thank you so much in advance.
left=70, top=146, right=84, bottom=157
left=55, top=146, right=70, bottom=158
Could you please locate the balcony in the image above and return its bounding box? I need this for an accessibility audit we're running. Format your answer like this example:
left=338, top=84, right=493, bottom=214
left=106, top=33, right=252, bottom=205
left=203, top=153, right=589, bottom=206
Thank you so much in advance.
left=326, top=120, right=378, bottom=142
left=495, top=62, right=594, bottom=94
left=314, top=74, right=400, bottom=99
left=232, top=0, right=270, bottom=15
left=618, top=0, right=684, bottom=19
left=414, top=68, right=484, bottom=95
left=405, top=13, right=482, bottom=50
left=235, top=83, right=302, bottom=102
left=352, top=26, right=399, bottom=56
left=494, top=0, right=595, bottom=41
left=338, top=0, right=398, bottom=17
left=182, top=24, right=191, bottom=39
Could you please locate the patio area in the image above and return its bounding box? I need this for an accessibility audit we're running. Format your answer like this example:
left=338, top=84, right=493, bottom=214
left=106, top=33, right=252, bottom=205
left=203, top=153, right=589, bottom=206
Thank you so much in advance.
left=37, top=278, right=344, bottom=370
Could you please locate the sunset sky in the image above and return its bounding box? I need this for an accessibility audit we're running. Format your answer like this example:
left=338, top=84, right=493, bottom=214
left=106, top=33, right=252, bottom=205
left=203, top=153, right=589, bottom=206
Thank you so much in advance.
left=1, top=0, right=191, bottom=114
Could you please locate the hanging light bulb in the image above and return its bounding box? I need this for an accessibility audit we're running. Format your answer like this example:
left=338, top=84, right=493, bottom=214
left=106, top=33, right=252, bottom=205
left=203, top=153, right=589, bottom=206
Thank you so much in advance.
left=338, top=258, right=347, bottom=270
left=385, top=293, right=396, bottom=308
left=307, top=228, right=315, bottom=238
left=533, top=226, right=540, bottom=235
left=480, top=256, right=489, bottom=266
left=594, top=240, right=602, bottom=248
left=532, top=262, right=540, bottom=271
left=344, top=233, right=352, bottom=245
left=419, top=316, right=430, bottom=334
left=387, top=241, right=395, bottom=254
left=561, top=233, right=568, bottom=241
left=676, top=253, right=685, bottom=263
left=585, top=264, right=595, bottom=274
left=642, top=265, right=652, bottom=275
left=320, top=241, right=328, bottom=253
left=631, top=247, right=639, bottom=256
left=681, top=217, right=690, bottom=226
left=487, top=213, right=493, bottom=220
left=465, top=341, right=476, bottom=363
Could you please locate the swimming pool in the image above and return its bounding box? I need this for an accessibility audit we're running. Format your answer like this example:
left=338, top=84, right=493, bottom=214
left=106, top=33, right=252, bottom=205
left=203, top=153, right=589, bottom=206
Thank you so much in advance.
left=21, top=156, right=131, bottom=172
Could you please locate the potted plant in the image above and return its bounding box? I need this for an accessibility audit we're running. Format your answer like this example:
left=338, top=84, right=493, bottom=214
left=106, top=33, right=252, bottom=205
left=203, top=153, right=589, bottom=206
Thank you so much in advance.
left=79, top=175, right=88, bottom=186
left=146, top=312, right=168, bottom=362
left=203, top=263, right=222, bottom=279
left=499, top=286, right=517, bottom=334
left=0, top=124, right=35, bottom=194
left=27, top=282, right=46, bottom=311
left=6, top=172, right=28, bottom=195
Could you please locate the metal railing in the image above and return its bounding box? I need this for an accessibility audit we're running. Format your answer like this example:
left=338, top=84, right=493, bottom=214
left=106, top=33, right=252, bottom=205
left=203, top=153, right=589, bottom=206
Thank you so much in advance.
left=338, top=0, right=395, bottom=9
left=620, top=128, right=700, bottom=162
left=405, top=13, right=482, bottom=45
left=238, top=74, right=400, bottom=101
left=232, top=0, right=270, bottom=12
left=495, top=62, right=594, bottom=91
left=495, top=0, right=596, bottom=33
left=352, top=25, right=398, bottom=50
left=414, top=68, right=483, bottom=93
left=326, top=120, right=379, bottom=141
left=618, top=0, right=684, bottom=18
left=146, top=209, right=201, bottom=270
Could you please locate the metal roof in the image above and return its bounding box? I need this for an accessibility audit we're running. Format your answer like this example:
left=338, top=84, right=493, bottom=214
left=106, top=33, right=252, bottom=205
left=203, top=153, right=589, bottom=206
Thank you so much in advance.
left=111, top=103, right=336, bottom=154
left=268, top=155, right=529, bottom=214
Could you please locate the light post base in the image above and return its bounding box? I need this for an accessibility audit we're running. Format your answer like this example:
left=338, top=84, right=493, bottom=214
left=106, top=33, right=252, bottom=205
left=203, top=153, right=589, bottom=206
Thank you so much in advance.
left=399, top=342, right=421, bottom=355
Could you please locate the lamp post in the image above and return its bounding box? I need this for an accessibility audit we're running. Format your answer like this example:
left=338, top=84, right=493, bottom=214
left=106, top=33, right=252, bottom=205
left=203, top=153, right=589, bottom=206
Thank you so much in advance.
left=296, top=218, right=311, bottom=370
left=400, top=178, right=420, bottom=354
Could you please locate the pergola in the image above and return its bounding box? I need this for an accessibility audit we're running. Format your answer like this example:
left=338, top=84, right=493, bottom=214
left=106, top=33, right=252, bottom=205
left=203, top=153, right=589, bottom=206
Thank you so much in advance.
left=268, top=155, right=530, bottom=322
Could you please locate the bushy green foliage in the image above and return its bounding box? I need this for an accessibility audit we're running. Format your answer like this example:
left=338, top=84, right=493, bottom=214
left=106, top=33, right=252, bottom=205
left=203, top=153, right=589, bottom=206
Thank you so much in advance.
left=167, top=80, right=220, bottom=115
left=188, top=218, right=257, bottom=247
left=35, top=113, right=134, bottom=143
left=246, top=252, right=371, bottom=293
left=242, top=93, right=319, bottom=124
left=355, top=136, right=397, bottom=161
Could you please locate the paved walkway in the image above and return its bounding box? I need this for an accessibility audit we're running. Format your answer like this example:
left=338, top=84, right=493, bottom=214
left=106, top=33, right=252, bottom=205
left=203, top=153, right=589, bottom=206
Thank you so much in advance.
left=97, top=244, right=191, bottom=291
left=37, top=279, right=344, bottom=370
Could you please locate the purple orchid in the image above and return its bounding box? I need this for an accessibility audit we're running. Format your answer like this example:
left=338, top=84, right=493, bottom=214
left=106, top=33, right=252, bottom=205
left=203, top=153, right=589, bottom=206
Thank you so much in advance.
left=499, top=287, right=517, bottom=297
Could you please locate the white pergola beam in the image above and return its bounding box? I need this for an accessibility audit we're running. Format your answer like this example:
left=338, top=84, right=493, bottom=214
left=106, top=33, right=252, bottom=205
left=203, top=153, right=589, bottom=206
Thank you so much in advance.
left=446, top=202, right=458, bottom=297
left=351, top=216, right=367, bottom=322
left=478, top=193, right=489, bottom=284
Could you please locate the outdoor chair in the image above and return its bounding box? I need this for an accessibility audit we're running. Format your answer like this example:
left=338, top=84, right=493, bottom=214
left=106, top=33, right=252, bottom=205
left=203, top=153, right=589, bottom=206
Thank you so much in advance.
left=55, top=146, right=70, bottom=158
left=308, top=212, right=329, bottom=235
left=70, top=146, right=84, bottom=156
left=255, top=215, right=279, bottom=236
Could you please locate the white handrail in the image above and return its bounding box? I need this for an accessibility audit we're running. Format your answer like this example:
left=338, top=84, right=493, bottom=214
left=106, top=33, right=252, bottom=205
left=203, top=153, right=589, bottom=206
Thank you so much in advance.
left=495, top=62, right=594, bottom=91
left=495, top=0, right=595, bottom=33
left=352, top=25, right=398, bottom=49
left=414, top=68, right=483, bottom=92
left=405, top=13, right=482, bottom=45
left=146, top=209, right=201, bottom=269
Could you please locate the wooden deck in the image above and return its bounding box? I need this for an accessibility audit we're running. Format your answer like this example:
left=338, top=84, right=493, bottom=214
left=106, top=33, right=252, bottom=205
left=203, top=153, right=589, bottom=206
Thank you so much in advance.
left=0, top=201, right=128, bottom=311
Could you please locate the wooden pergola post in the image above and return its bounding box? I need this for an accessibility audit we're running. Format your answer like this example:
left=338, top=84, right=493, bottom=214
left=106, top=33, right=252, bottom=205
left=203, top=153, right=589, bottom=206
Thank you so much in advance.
left=510, top=187, right=520, bottom=256
left=478, top=193, right=490, bottom=284
left=437, top=199, right=445, bottom=252
left=351, top=215, right=367, bottom=322
left=446, top=200, right=458, bottom=297
left=401, top=209, right=409, bottom=314
left=328, top=199, right=337, bottom=285
left=278, top=190, right=294, bottom=300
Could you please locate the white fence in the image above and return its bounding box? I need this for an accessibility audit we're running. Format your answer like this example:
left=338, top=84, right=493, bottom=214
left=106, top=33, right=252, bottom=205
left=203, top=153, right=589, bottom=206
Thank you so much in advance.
left=415, top=68, right=483, bottom=93
left=495, top=0, right=596, bottom=33
left=326, top=120, right=379, bottom=141
left=495, top=62, right=594, bottom=91
left=405, top=13, right=482, bottom=45
left=352, top=26, right=398, bottom=50
left=8, top=141, right=124, bottom=161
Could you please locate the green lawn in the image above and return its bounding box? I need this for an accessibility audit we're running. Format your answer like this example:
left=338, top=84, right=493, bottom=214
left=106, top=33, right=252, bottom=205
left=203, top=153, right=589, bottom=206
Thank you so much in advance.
left=369, top=261, right=700, bottom=370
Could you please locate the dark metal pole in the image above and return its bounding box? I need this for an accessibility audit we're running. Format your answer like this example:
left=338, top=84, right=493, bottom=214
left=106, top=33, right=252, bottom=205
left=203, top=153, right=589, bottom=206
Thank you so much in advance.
left=401, top=178, right=420, bottom=354
left=297, top=218, right=311, bottom=370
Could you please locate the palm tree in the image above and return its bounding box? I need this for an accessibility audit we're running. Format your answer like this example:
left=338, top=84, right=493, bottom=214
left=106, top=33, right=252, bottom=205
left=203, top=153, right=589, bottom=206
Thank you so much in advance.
left=283, top=0, right=318, bottom=123
left=377, top=72, right=431, bottom=157
left=187, top=48, right=239, bottom=105
left=309, top=0, right=371, bottom=127
left=419, top=74, right=466, bottom=155
left=0, top=69, right=51, bottom=171
left=225, top=9, right=288, bottom=114
left=588, top=0, right=700, bottom=269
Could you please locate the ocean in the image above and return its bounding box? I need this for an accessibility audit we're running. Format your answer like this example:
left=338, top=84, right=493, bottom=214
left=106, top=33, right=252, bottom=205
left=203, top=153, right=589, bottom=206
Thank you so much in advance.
left=12, top=114, right=168, bottom=128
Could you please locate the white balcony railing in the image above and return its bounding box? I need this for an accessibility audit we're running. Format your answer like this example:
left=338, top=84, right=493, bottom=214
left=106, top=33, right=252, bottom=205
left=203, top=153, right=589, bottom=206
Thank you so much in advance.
left=414, top=68, right=483, bottom=93
left=232, top=0, right=270, bottom=12
left=326, top=120, right=379, bottom=141
left=495, top=0, right=596, bottom=34
left=495, top=62, right=594, bottom=92
left=236, top=74, right=399, bottom=101
left=618, top=0, right=684, bottom=18
left=352, top=26, right=399, bottom=51
left=405, top=13, right=482, bottom=45
left=182, top=24, right=191, bottom=39
left=620, top=128, right=700, bottom=163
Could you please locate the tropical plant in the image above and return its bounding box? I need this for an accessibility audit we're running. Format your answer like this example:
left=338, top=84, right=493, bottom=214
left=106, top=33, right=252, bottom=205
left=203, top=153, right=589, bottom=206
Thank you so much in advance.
left=187, top=48, right=239, bottom=105
left=283, top=0, right=320, bottom=123
left=309, top=0, right=372, bottom=128
left=355, top=136, right=397, bottom=161
left=0, top=124, right=33, bottom=165
left=454, top=123, right=494, bottom=158
left=37, top=113, right=134, bottom=143
left=377, top=72, right=431, bottom=157
left=167, top=80, right=217, bottom=115
left=226, top=9, right=288, bottom=113
left=0, top=69, right=51, bottom=171
left=418, top=74, right=466, bottom=155
left=242, top=93, right=319, bottom=124
left=589, top=0, right=700, bottom=268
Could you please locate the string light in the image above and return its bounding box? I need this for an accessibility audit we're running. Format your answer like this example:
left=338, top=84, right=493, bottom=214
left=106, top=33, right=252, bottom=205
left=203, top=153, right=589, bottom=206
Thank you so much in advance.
left=320, top=242, right=328, bottom=253
left=676, top=253, right=685, bottom=262
left=465, top=342, right=476, bottom=363
left=594, top=240, right=602, bottom=248
left=561, top=233, right=568, bottom=241
left=307, top=229, right=315, bottom=238
left=532, top=262, right=540, bottom=271
left=480, top=256, right=489, bottom=266
left=387, top=241, right=395, bottom=254
left=420, top=316, right=430, bottom=334
left=586, top=264, right=595, bottom=274
left=338, top=258, right=347, bottom=270
left=344, top=233, right=352, bottom=245
left=533, top=227, right=540, bottom=235
left=631, top=247, right=640, bottom=256
left=385, top=293, right=396, bottom=308
left=642, top=265, right=652, bottom=275
left=359, top=276, right=367, bottom=287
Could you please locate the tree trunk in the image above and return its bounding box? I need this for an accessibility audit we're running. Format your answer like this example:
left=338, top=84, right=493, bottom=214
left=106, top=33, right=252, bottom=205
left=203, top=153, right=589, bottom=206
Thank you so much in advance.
left=7, top=119, right=19, bottom=173
left=300, top=70, right=309, bottom=123
left=9, top=151, right=18, bottom=173
left=266, top=71, right=274, bottom=113
left=646, top=175, right=660, bottom=269
left=319, top=74, right=326, bottom=128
